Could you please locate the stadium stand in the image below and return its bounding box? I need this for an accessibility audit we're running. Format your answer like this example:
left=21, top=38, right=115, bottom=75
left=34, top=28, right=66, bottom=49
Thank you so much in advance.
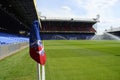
left=91, top=32, right=120, bottom=40
left=103, top=32, right=120, bottom=40
left=41, top=33, right=94, bottom=40
left=0, top=0, right=36, bottom=59
left=0, top=32, right=29, bottom=45
left=106, top=27, right=120, bottom=38
left=40, top=18, right=98, bottom=40
left=0, top=32, right=29, bottom=59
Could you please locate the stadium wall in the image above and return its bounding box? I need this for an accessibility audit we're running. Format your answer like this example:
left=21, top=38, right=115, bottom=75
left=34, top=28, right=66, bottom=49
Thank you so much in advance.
left=0, top=42, right=29, bottom=60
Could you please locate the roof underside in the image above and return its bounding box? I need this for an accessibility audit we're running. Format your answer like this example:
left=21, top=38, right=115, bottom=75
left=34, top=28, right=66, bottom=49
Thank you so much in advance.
left=41, top=18, right=97, bottom=27
left=41, top=17, right=98, bottom=23
left=0, top=0, right=38, bottom=29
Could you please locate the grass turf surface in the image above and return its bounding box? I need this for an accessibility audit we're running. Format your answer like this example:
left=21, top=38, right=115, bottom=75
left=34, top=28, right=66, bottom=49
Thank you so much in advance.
left=0, top=40, right=120, bottom=80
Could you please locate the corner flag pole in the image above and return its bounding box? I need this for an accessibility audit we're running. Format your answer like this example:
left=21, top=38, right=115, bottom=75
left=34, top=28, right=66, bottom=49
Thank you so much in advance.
left=42, top=65, right=45, bottom=80
left=33, top=1, right=41, bottom=80
left=37, top=63, right=41, bottom=80
left=32, top=1, right=46, bottom=80
left=37, top=63, right=45, bottom=80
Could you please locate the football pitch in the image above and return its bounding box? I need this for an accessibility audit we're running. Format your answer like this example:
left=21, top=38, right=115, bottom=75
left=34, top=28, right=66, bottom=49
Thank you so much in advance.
left=0, top=40, right=120, bottom=80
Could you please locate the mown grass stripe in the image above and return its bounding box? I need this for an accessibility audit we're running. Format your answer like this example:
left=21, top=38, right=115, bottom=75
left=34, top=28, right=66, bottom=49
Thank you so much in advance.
left=0, top=40, right=120, bottom=80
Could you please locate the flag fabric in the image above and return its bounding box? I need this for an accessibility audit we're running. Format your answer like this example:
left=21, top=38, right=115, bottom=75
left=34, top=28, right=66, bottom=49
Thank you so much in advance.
left=30, top=20, right=46, bottom=65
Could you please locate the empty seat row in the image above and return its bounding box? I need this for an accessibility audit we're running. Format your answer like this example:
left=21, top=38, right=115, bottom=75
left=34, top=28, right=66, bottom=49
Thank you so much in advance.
left=0, top=32, right=29, bottom=45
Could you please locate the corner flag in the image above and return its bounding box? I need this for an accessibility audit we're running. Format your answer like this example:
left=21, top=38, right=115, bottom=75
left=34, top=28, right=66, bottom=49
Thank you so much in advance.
left=30, top=20, right=46, bottom=65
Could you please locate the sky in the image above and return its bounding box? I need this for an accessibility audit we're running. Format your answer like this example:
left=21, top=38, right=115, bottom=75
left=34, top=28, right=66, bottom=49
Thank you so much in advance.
left=36, top=0, right=120, bottom=34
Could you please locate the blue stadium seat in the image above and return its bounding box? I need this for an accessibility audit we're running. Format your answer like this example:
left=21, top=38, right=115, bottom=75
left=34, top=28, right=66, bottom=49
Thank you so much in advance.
left=0, top=32, right=29, bottom=45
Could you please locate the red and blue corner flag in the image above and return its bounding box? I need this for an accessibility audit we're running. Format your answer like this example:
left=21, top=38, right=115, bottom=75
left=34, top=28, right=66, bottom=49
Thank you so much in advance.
left=30, top=20, right=46, bottom=65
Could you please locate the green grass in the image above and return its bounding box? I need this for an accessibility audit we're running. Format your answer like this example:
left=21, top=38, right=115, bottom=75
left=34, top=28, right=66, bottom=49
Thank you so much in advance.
left=0, top=40, right=120, bottom=80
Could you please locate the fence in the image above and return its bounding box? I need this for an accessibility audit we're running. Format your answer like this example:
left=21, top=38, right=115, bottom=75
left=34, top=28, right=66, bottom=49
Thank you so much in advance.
left=0, top=42, right=29, bottom=60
